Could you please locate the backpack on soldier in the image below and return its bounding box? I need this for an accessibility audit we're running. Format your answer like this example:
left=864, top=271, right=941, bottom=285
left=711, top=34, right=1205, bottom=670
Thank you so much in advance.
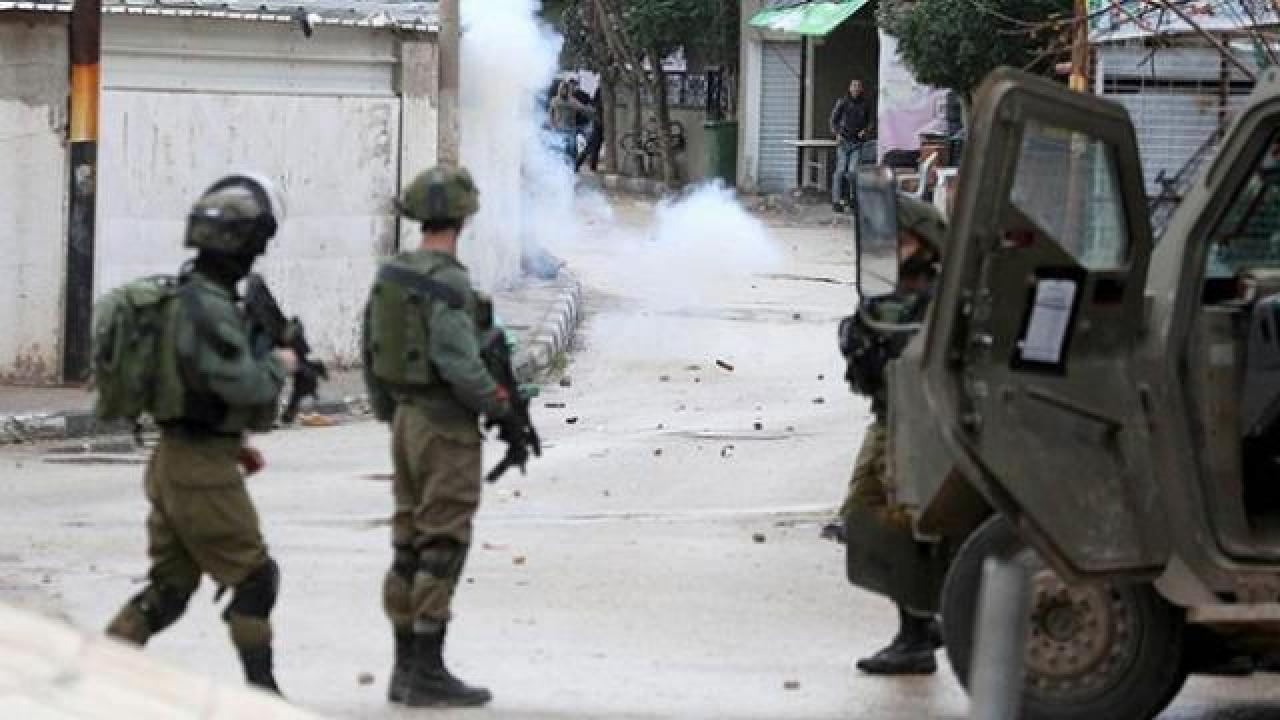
left=365, top=262, right=464, bottom=390
left=92, top=276, right=179, bottom=421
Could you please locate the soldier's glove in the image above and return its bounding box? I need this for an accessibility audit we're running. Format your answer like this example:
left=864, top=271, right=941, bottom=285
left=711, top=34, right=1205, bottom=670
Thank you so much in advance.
left=238, top=446, right=265, bottom=477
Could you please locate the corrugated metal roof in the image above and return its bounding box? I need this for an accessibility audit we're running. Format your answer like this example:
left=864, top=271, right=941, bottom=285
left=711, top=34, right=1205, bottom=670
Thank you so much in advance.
left=0, top=0, right=438, bottom=31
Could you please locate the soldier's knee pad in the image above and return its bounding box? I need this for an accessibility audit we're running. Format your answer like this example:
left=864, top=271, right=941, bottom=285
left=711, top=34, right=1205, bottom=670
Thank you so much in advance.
left=224, top=557, right=280, bottom=621
left=417, top=539, right=466, bottom=581
left=390, top=544, right=416, bottom=583
left=134, top=583, right=194, bottom=634
left=108, top=583, right=192, bottom=643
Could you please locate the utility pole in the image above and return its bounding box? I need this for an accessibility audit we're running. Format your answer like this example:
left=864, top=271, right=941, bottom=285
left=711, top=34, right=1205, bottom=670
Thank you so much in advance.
left=1069, top=0, right=1090, bottom=92
left=64, top=0, right=101, bottom=383
left=438, top=0, right=461, bottom=167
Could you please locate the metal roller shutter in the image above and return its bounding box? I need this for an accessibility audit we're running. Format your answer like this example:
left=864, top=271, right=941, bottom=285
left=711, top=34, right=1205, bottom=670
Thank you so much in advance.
left=758, top=40, right=802, bottom=192
left=1099, top=44, right=1258, bottom=197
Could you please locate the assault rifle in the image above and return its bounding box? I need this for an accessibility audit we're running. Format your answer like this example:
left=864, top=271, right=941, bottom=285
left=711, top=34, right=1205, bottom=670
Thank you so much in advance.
left=481, top=329, right=541, bottom=483
left=244, top=274, right=329, bottom=425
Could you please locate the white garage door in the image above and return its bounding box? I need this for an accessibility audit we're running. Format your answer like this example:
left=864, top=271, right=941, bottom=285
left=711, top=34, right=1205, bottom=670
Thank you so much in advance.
left=758, top=40, right=802, bottom=193
left=99, top=17, right=402, bottom=364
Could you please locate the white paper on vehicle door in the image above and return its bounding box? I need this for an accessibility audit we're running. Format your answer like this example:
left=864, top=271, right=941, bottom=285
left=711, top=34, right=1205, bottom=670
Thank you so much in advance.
left=1020, top=279, right=1077, bottom=364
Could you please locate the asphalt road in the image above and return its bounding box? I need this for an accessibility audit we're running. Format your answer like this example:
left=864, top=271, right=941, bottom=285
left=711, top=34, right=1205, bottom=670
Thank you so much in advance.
left=1, top=196, right=1278, bottom=719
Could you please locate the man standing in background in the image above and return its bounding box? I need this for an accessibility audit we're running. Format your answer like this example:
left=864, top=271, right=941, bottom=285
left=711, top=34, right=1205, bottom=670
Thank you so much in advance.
left=831, top=79, right=874, bottom=213
left=576, top=85, right=605, bottom=173
left=550, top=80, right=592, bottom=166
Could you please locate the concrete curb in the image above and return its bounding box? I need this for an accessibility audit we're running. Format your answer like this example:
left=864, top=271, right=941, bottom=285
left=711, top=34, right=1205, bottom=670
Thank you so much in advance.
left=0, top=272, right=586, bottom=446
left=513, top=270, right=583, bottom=384
left=597, top=173, right=669, bottom=198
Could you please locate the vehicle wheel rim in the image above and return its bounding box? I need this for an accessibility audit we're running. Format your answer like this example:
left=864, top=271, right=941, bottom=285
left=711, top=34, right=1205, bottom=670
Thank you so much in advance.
left=1024, top=566, right=1137, bottom=701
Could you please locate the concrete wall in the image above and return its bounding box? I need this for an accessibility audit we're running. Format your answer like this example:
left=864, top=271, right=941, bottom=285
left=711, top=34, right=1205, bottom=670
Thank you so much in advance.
left=397, top=39, right=440, bottom=252
left=97, top=18, right=414, bottom=367
left=737, top=0, right=766, bottom=191
left=0, top=16, right=69, bottom=384
left=612, top=98, right=710, bottom=184
left=0, top=15, right=447, bottom=380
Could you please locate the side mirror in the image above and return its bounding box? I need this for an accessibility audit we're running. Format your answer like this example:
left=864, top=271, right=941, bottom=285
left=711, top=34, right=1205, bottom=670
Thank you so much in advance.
left=854, top=166, right=899, bottom=301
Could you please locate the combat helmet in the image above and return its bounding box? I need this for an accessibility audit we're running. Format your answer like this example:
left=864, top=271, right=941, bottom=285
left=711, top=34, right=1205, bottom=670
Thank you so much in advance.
left=895, top=194, right=947, bottom=259
left=397, top=165, right=480, bottom=225
left=185, top=173, right=285, bottom=256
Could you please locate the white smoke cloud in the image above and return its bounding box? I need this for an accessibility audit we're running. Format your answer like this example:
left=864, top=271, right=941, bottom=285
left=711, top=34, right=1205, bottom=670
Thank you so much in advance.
left=652, top=181, right=778, bottom=275
left=459, top=0, right=573, bottom=291
left=456, top=0, right=780, bottom=318
left=609, top=181, right=780, bottom=307
left=576, top=181, right=784, bottom=364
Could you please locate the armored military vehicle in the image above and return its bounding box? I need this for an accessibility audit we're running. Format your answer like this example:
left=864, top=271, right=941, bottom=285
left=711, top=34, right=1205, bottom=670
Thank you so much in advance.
left=846, top=66, right=1280, bottom=719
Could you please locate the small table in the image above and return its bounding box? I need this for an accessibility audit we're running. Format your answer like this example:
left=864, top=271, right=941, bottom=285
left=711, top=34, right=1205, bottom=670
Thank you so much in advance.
left=786, top=138, right=839, bottom=191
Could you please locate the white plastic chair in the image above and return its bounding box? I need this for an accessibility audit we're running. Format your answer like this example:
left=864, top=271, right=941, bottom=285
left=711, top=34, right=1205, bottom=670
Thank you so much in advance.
left=933, top=167, right=959, bottom=219
left=896, top=151, right=938, bottom=200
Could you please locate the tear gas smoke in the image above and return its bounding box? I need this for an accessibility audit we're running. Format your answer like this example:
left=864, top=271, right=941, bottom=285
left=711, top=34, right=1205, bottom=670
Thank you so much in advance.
left=651, top=181, right=779, bottom=280
left=583, top=182, right=784, bottom=364
left=612, top=181, right=781, bottom=307
left=459, top=0, right=571, bottom=291
left=456, top=0, right=783, bottom=365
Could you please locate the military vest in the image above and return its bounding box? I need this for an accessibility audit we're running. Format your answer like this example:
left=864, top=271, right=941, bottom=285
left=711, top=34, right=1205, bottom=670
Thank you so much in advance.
left=366, top=254, right=467, bottom=391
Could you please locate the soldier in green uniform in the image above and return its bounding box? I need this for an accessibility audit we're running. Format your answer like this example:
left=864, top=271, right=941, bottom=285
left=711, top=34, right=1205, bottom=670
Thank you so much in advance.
left=105, top=175, right=297, bottom=694
left=836, top=195, right=947, bottom=675
left=363, top=165, right=511, bottom=708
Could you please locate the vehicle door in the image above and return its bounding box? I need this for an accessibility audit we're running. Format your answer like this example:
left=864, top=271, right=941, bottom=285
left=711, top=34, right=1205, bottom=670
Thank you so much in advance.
left=921, top=68, right=1167, bottom=579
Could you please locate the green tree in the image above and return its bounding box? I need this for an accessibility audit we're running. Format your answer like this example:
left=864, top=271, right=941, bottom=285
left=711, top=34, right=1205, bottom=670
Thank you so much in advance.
left=564, top=0, right=738, bottom=186
left=879, top=0, right=1071, bottom=101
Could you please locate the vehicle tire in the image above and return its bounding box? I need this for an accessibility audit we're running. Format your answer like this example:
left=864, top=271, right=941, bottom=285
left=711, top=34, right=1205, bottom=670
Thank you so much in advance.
left=941, top=516, right=1188, bottom=720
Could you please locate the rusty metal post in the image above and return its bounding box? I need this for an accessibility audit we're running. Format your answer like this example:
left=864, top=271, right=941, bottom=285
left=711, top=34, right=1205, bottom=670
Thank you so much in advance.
left=438, top=0, right=460, bottom=167
left=969, top=556, right=1033, bottom=720
left=1070, top=0, right=1090, bottom=92
left=64, top=0, right=101, bottom=383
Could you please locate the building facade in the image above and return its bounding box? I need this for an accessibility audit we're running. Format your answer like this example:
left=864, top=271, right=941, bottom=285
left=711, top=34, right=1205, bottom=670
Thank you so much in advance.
left=0, top=1, right=454, bottom=384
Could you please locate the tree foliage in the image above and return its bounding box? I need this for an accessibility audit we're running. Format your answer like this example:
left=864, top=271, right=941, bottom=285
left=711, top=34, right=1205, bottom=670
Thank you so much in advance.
left=564, top=0, right=738, bottom=72
left=879, top=0, right=1071, bottom=98
left=619, top=0, right=738, bottom=66
left=559, top=0, right=738, bottom=185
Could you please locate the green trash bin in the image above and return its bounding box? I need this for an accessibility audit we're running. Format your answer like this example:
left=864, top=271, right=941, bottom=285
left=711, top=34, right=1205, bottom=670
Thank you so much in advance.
left=704, top=120, right=739, bottom=185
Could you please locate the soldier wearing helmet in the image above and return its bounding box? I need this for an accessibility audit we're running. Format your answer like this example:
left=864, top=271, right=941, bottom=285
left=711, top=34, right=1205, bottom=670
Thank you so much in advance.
left=363, top=165, right=510, bottom=707
left=105, top=174, right=297, bottom=694
left=830, top=192, right=946, bottom=676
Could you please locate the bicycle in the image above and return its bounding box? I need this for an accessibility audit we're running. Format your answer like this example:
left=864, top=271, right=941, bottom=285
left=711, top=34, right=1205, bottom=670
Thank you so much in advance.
left=619, top=119, right=687, bottom=178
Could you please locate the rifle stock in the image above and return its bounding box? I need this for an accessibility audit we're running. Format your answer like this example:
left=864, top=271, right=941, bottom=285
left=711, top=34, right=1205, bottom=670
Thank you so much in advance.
left=481, top=329, right=540, bottom=483
left=244, top=274, right=329, bottom=424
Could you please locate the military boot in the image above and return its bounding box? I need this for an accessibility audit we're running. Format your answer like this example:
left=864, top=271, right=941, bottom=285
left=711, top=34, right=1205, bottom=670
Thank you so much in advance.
left=820, top=518, right=847, bottom=544
left=388, top=630, right=414, bottom=703
left=239, top=646, right=282, bottom=695
left=856, top=608, right=938, bottom=675
left=105, top=603, right=152, bottom=646
left=403, top=627, right=492, bottom=708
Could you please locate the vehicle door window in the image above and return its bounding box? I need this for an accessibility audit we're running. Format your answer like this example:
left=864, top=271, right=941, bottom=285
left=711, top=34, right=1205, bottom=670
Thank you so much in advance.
left=1010, top=119, right=1130, bottom=270
left=1206, top=130, right=1280, bottom=289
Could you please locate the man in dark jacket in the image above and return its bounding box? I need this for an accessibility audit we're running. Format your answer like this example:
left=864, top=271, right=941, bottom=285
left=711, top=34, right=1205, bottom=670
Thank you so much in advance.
left=576, top=86, right=605, bottom=173
left=831, top=79, right=874, bottom=212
